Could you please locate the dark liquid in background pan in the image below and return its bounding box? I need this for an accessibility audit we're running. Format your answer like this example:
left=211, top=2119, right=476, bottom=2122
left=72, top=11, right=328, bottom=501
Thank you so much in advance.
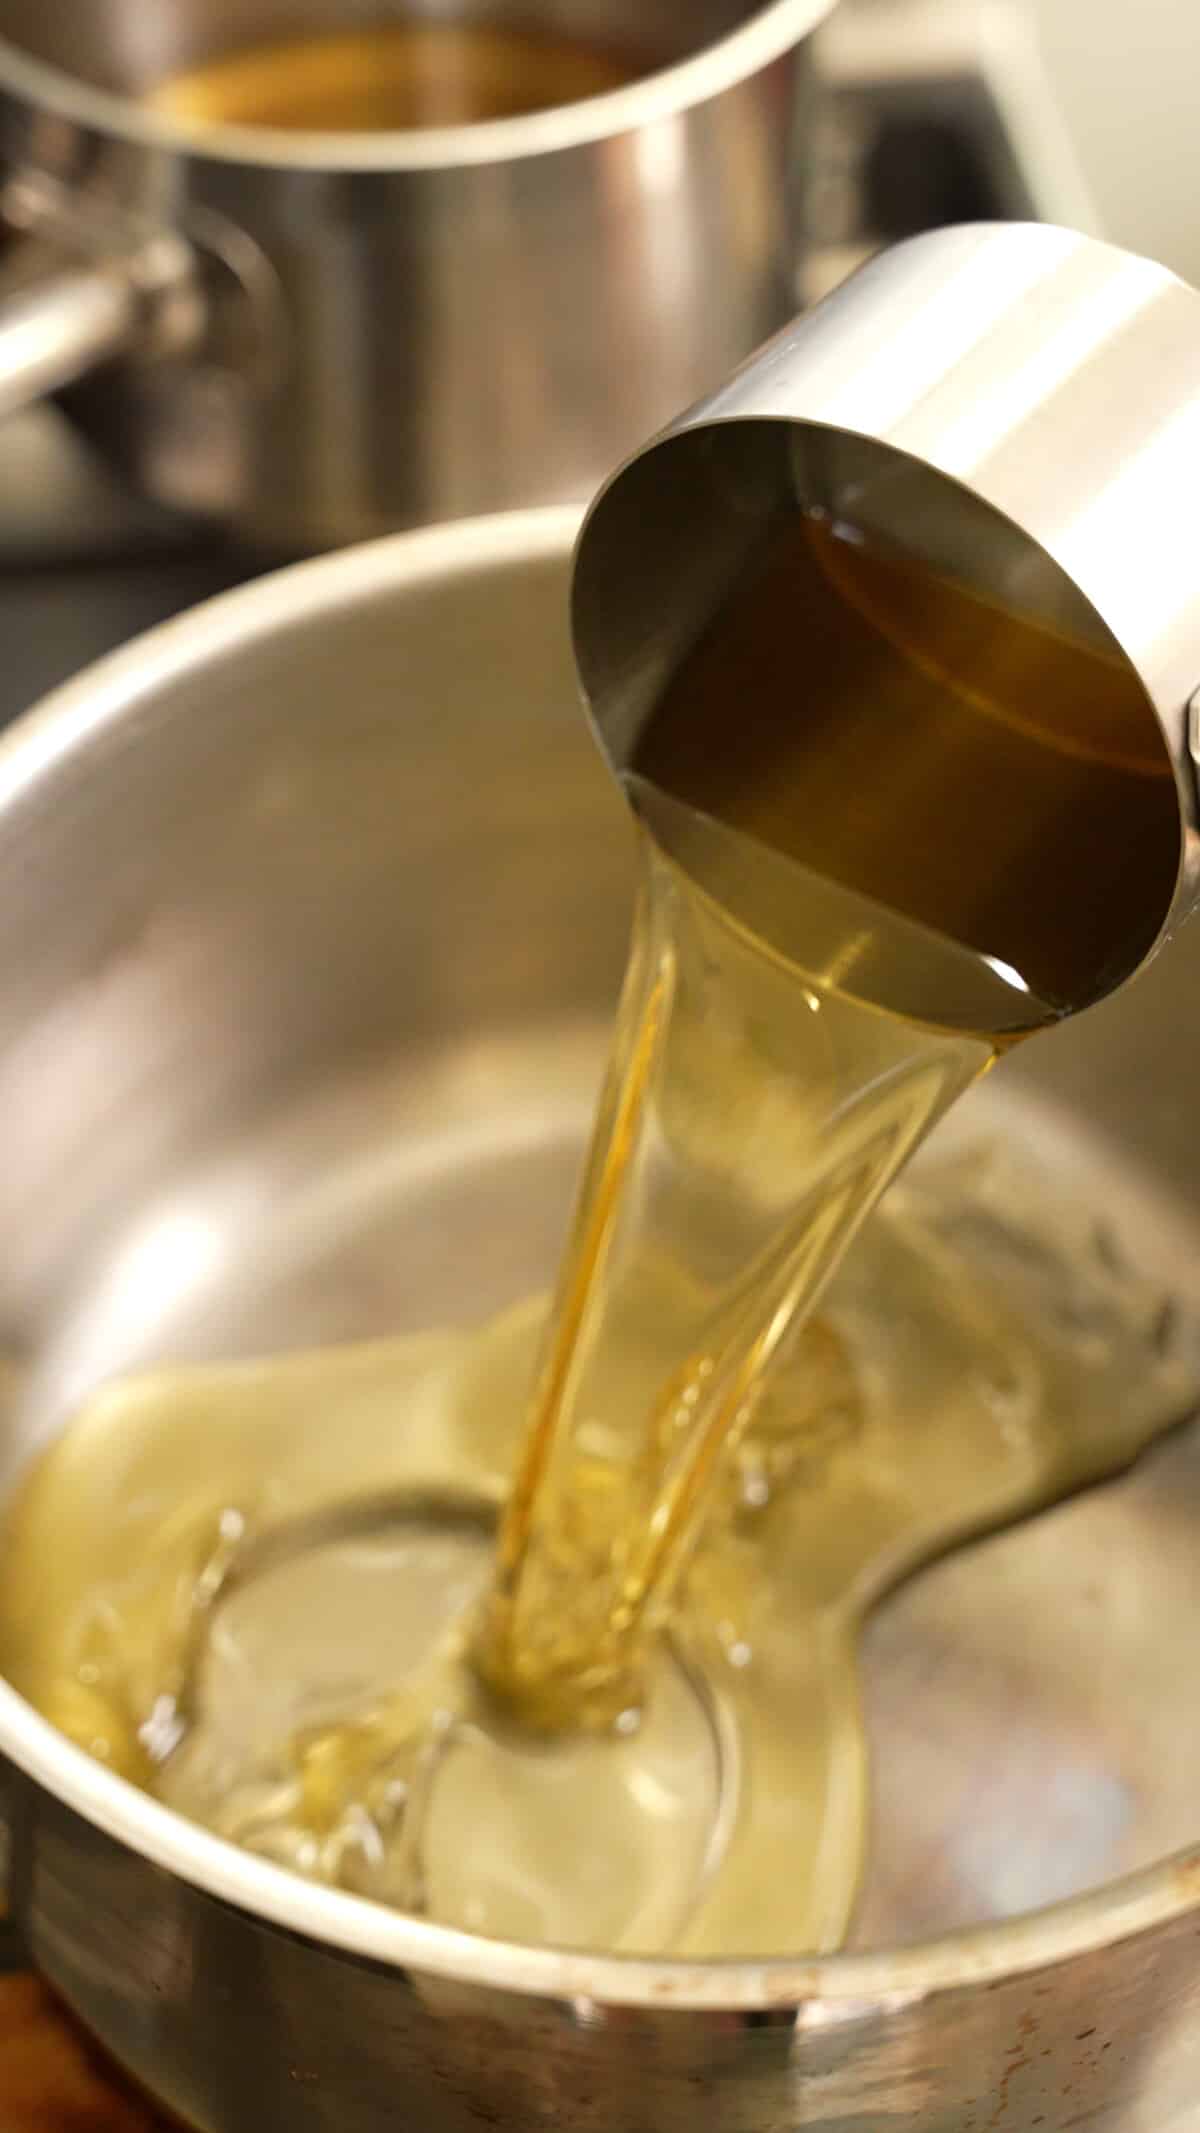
left=145, top=23, right=648, bottom=131
left=632, top=512, right=1180, bottom=1024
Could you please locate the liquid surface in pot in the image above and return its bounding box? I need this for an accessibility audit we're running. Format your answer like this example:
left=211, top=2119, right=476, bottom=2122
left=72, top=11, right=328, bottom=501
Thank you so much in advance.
left=1, top=519, right=1194, bottom=1957
left=144, top=24, right=645, bottom=133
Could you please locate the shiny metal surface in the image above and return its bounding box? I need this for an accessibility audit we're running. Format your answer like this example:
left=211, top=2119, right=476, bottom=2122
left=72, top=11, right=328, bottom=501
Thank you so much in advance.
left=0, top=0, right=1097, bottom=573
left=0, top=0, right=832, bottom=549
left=574, top=223, right=1200, bottom=1013
left=0, top=251, right=138, bottom=413
left=3, top=513, right=1200, bottom=2126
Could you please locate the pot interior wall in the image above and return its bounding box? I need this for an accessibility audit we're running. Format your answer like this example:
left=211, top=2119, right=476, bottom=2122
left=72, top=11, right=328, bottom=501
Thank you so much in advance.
left=0, top=523, right=1198, bottom=1946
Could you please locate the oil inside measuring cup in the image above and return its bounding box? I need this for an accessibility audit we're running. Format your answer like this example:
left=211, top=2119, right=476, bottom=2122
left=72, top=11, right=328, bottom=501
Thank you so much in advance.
left=629, top=508, right=1180, bottom=1022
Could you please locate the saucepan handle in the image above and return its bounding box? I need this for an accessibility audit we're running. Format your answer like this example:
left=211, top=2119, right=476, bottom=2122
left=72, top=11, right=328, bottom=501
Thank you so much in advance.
left=0, top=258, right=139, bottom=413
left=0, top=223, right=200, bottom=418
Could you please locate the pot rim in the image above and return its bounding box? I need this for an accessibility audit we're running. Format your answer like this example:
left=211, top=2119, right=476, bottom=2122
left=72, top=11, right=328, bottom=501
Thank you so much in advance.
left=1, top=503, right=1198, bottom=2013
left=0, top=0, right=832, bottom=175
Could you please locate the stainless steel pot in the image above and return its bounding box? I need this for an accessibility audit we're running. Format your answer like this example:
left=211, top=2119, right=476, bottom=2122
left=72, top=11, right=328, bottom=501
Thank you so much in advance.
left=0, top=0, right=832, bottom=551
left=3, top=509, right=1200, bottom=2129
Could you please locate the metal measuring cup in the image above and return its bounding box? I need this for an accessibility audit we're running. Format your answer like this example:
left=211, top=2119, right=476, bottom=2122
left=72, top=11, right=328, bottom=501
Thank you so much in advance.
left=572, top=222, right=1200, bottom=1033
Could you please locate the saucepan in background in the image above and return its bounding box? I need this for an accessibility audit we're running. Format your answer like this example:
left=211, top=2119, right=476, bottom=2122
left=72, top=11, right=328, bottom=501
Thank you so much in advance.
left=0, top=0, right=833, bottom=549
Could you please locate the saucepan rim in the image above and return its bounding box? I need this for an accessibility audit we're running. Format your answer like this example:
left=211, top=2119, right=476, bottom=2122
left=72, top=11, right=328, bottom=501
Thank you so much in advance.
left=0, top=0, right=833, bottom=175
left=0, top=504, right=1196, bottom=2014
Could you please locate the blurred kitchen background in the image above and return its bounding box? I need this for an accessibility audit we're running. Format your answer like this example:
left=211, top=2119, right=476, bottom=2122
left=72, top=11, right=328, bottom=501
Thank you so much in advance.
left=1029, top=0, right=1199, bottom=283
